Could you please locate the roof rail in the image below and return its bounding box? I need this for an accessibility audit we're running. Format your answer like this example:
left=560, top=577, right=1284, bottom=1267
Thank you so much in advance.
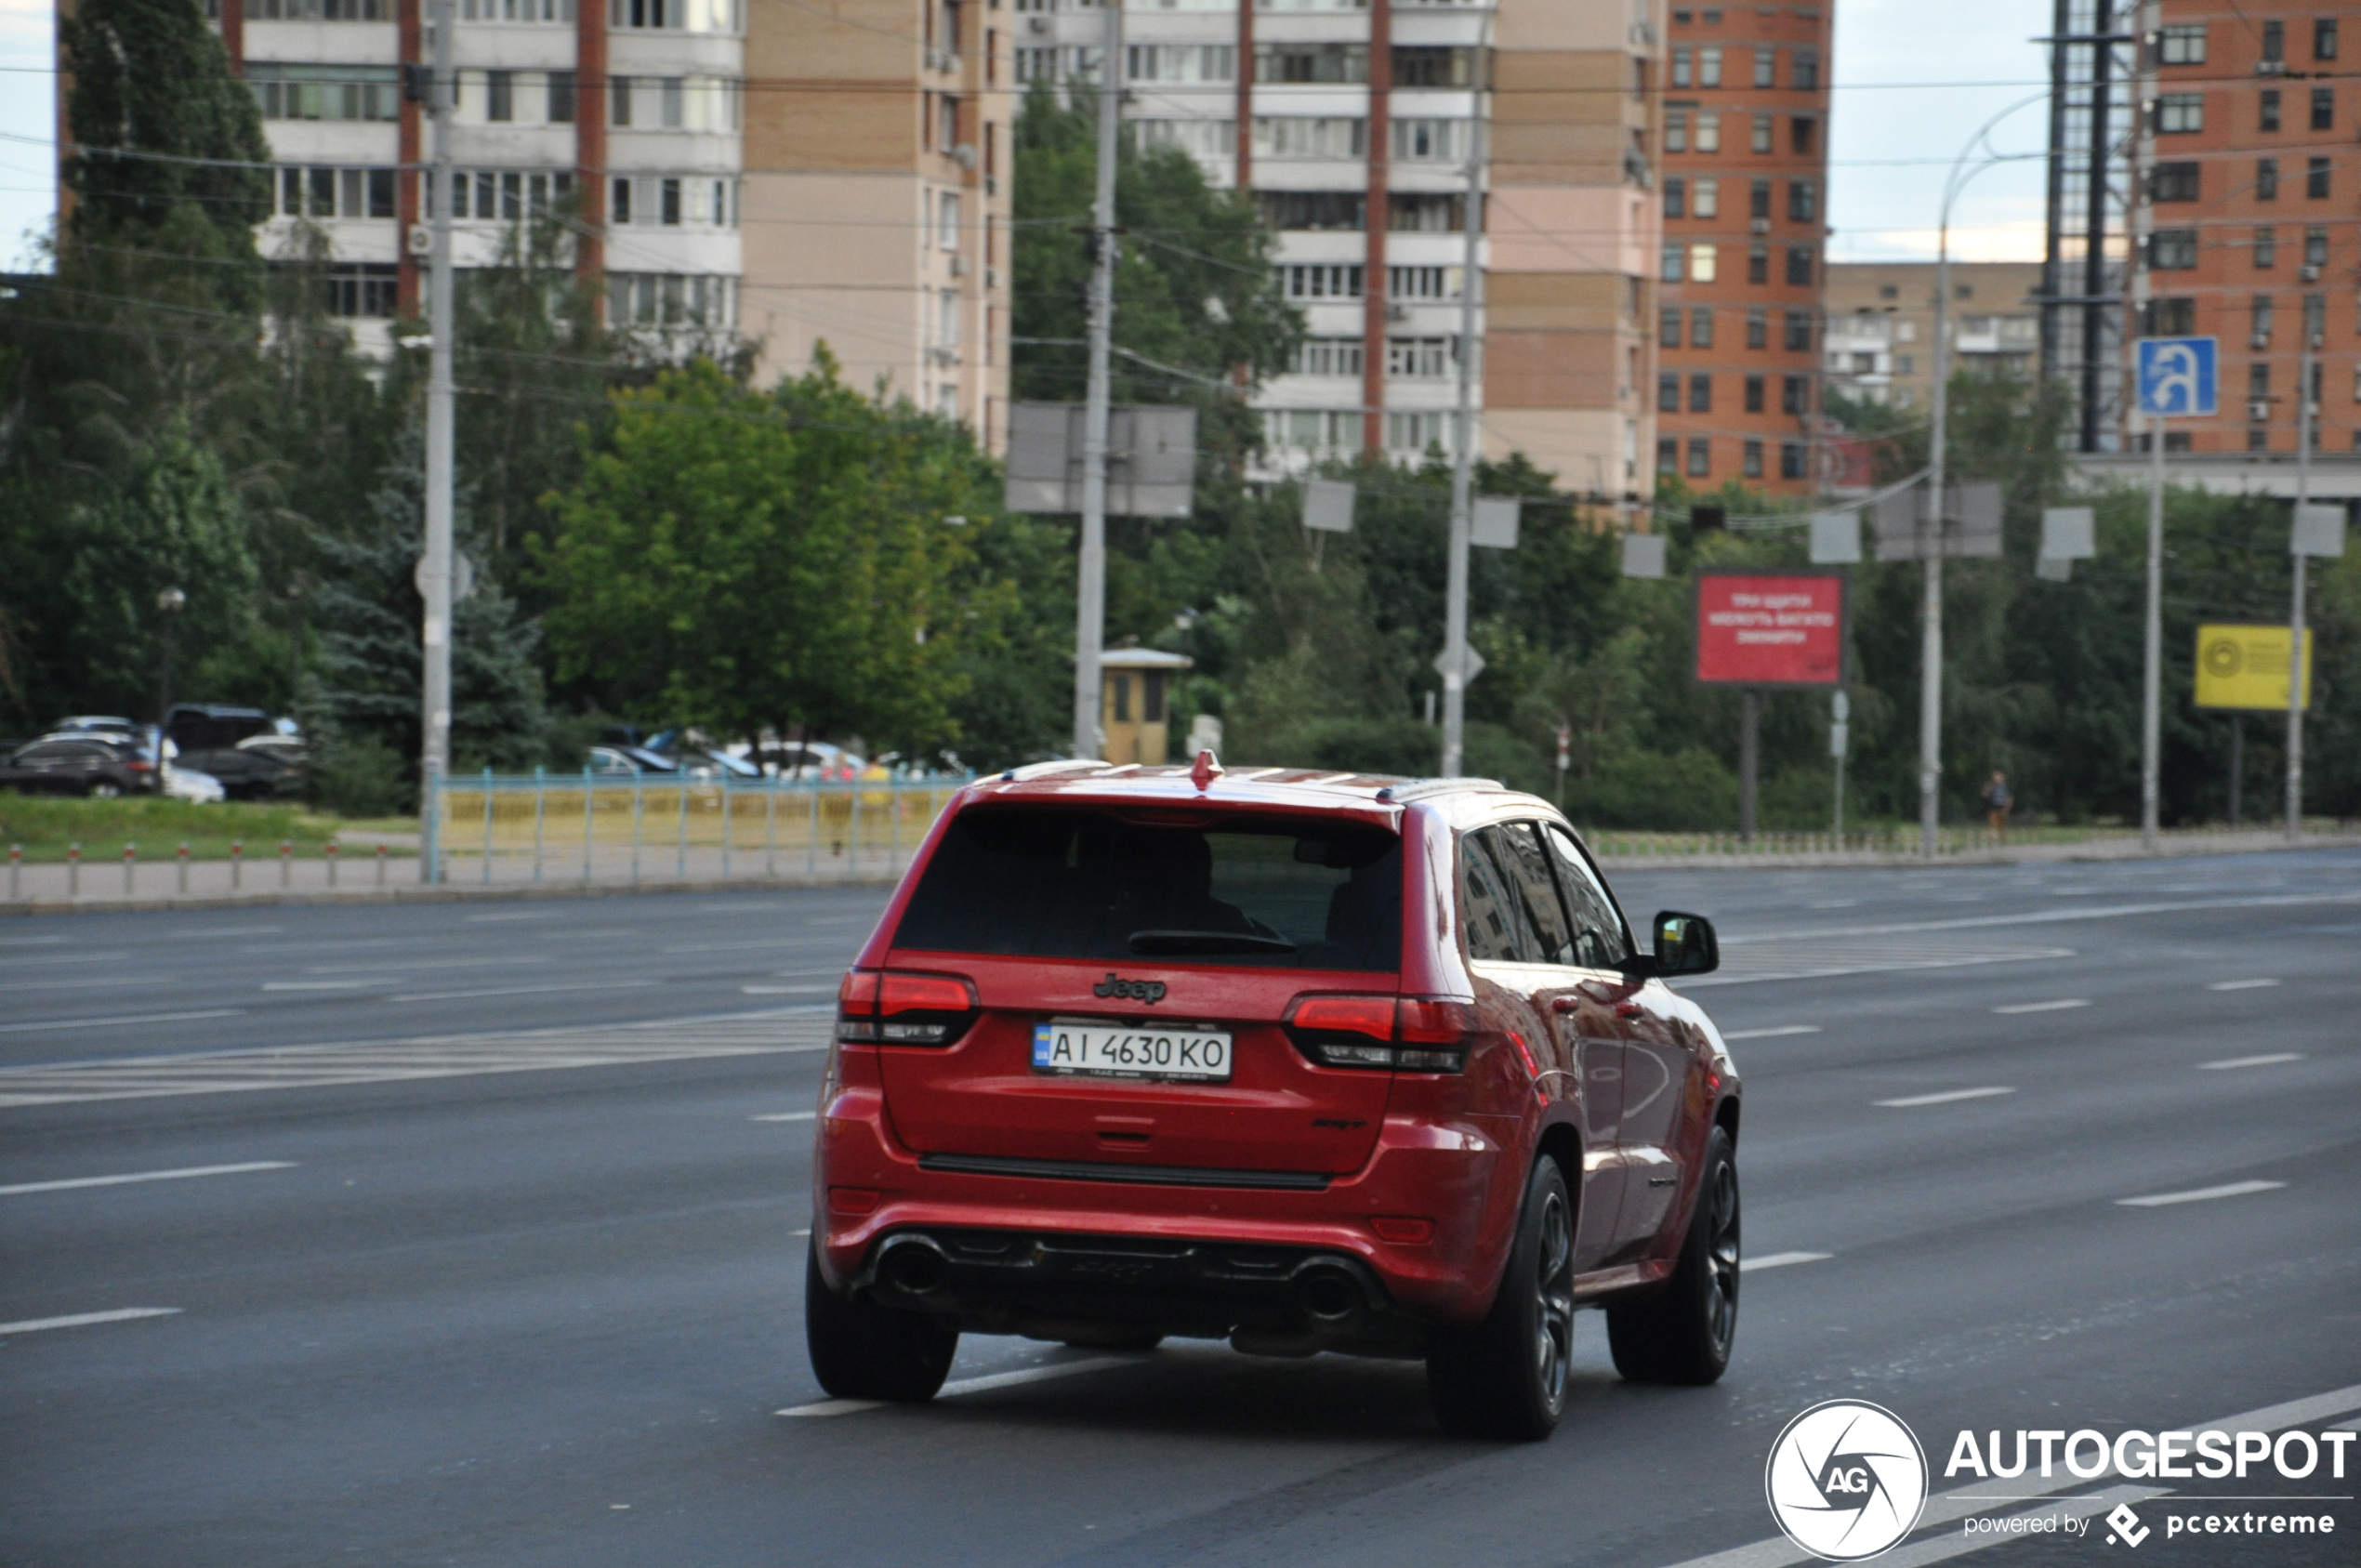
left=998, top=758, right=1117, bottom=783
left=1375, top=777, right=1506, bottom=804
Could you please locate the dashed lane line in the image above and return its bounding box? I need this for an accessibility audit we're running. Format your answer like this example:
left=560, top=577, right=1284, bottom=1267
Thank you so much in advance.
left=384, top=980, right=658, bottom=1004
left=776, top=1356, right=1140, bottom=1418
left=2117, top=1179, right=2288, bottom=1208
left=2199, top=1052, right=2306, bottom=1070
left=1875, top=1087, right=2016, bottom=1108
left=751, top=1112, right=816, bottom=1123
left=0, top=1009, right=837, bottom=1108
left=1740, top=1252, right=1832, bottom=1272
left=0, top=1161, right=297, bottom=1196
left=2209, top=978, right=2281, bottom=991
left=0, top=1308, right=182, bottom=1336
left=1721, top=1026, right=1821, bottom=1041
left=1992, top=998, right=2091, bottom=1015
left=0, top=1009, right=244, bottom=1035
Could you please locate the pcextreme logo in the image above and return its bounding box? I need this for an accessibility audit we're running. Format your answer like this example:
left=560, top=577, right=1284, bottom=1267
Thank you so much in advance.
left=1764, top=1400, right=1931, bottom=1561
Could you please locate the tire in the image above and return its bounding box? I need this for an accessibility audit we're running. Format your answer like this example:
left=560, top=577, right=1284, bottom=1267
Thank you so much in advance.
left=88, top=782, right=121, bottom=799
left=1606, top=1126, right=1738, bottom=1386
left=804, top=1244, right=958, bottom=1403
left=1426, top=1154, right=1577, bottom=1442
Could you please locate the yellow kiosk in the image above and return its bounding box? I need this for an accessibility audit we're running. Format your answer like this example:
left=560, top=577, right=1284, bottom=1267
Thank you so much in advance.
left=1099, top=649, right=1194, bottom=765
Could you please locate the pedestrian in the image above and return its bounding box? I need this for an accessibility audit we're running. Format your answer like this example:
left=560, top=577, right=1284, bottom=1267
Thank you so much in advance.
left=1981, top=770, right=2012, bottom=841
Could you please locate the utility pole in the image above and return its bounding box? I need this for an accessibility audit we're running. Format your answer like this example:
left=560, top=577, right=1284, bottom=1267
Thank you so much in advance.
left=1437, top=11, right=1489, bottom=778
left=2287, top=342, right=2313, bottom=839
left=2134, top=0, right=2160, bottom=851
left=420, top=0, right=456, bottom=882
left=1920, top=244, right=1951, bottom=859
left=1070, top=1, right=1122, bottom=762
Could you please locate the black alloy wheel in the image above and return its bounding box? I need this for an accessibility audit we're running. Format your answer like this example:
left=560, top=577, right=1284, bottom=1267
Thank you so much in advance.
left=1606, top=1125, right=1739, bottom=1385
left=804, top=1244, right=959, bottom=1403
left=1427, top=1155, right=1577, bottom=1441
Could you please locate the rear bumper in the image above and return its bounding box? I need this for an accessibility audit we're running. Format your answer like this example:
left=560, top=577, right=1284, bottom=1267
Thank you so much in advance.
left=812, top=1087, right=1517, bottom=1330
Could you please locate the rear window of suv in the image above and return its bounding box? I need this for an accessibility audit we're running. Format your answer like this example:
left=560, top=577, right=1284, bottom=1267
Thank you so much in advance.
left=892, top=806, right=1403, bottom=971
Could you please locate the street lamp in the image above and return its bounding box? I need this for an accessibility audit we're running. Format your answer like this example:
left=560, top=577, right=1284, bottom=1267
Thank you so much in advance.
left=155, top=586, right=186, bottom=795
left=1919, top=98, right=2046, bottom=857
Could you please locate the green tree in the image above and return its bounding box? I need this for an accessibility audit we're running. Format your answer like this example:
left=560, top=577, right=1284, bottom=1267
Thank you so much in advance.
left=539, top=358, right=996, bottom=758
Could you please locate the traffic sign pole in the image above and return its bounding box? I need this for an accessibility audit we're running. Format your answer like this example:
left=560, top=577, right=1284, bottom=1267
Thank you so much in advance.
left=2288, top=344, right=2313, bottom=840
left=2141, top=407, right=2163, bottom=850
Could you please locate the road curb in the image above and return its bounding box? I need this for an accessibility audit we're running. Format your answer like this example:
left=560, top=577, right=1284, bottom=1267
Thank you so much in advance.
left=0, top=873, right=902, bottom=918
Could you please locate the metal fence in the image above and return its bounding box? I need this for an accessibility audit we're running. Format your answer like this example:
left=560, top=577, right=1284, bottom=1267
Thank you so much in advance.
left=424, top=771, right=970, bottom=888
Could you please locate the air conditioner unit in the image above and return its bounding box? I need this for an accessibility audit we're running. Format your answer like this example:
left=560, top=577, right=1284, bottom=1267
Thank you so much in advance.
left=949, top=254, right=969, bottom=277
left=984, top=266, right=999, bottom=288
left=2248, top=399, right=2272, bottom=421
left=407, top=222, right=432, bottom=256
left=1026, top=15, right=1050, bottom=32
left=2256, top=59, right=2287, bottom=75
left=2252, top=334, right=2272, bottom=349
left=1384, top=304, right=1411, bottom=323
left=1749, top=217, right=1770, bottom=236
left=2299, top=265, right=2321, bottom=282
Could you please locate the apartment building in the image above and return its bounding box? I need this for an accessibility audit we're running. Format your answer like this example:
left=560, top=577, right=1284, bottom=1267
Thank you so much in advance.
left=1650, top=0, right=1831, bottom=495
left=83, top=0, right=751, bottom=358
left=1011, top=0, right=1661, bottom=504
left=1822, top=261, right=2043, bottom=409
left=739, top=0, right=1013, bottom=441
left=2131, top=4, right=2354, bottom=456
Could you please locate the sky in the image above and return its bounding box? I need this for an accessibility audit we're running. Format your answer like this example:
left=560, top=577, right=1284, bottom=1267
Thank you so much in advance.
left=0, top=0, right=2055, bottom=273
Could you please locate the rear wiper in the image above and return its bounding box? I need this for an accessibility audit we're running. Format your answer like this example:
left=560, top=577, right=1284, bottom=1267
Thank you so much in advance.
left=1128, top=929, right=1299, bottom=955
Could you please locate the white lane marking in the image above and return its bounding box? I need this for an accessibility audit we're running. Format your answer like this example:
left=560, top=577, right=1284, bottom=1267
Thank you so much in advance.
left=773, top=1355, right=1137, bottom=1419
left=385, top=980, right=656, bottom=1003
left=1721, top=1025, right=1821, bottom=1041
left=2199, top=1052, right=2306, bottom=1070
left=0, top=1009, right=244, bottom=1035
left=1651, top=1381, right=2361, bottom=1568
left=0, top=978, right=171, bottom=994
left=165, top=926, right=284, bottom=940
left=1806, top=900, right=1858, bottom=909
left=1876, top=1087, right=2016, bottom=1108
left=0, top=952, right=134, bottom=970
left=262, top=980, right=395, bottom=992
left=0, top=1307, right=182, bottom=1336
left=1718, top=889, right=2361, bottom=947
left=751, top=1112, right=816, bottom=1123
left=2117, top=1179, right=2288, bottom=1208
left=0, top=1161, right=297, bottom=1196
left=1740, top=1252, right=1831, bottom=1272
left=2209, top=977, right=2281, bottom=991
left=0, top=935, right=69, bottom=947
left=305, top=955, right=524, bottom=974
left=464, top=912, right=555, bottom=922
left=1992, top=998, right=2090, bottom=1014
left=1682, top=945, right=2076, bottom=989
left=743, top=984, right=833, bottom=995
left=0, top=1009, right=836, bottom=1107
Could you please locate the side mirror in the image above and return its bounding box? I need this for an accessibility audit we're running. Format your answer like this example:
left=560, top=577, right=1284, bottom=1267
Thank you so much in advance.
left=1650, top=910, right=1719, bottom=978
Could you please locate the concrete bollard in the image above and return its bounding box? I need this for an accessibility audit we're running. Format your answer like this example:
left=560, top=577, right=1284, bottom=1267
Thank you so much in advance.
left=69, top=841, right=81, bottom=897
left=178, top=842, right=190, bottom=895
left=376, top=843, right=388, bottom=888
left=7, top=843, right=18, bottom=902
left=326, top=840, right=339, bottom=889
left=231, top=838, right=244, bottom=890
left=124, top=841, right=137, bottom=895
left=280, top=839, right=292, bottom=889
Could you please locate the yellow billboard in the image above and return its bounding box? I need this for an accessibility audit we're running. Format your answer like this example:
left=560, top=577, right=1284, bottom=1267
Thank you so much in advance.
left=2195, top=624, right=2313, bottom=711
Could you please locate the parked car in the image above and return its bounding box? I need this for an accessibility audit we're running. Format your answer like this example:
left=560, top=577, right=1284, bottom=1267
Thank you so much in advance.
left=586, top=744, right=681, bottom=776
left=173, top=735, right=305, bottom=801
left=165, top=704, right=276, bottom=754
left=0, top=734, right=163, bottom=797
left=164, top=767, right=227, bottom=804
left=806, top=761, right=1741, bottom=1440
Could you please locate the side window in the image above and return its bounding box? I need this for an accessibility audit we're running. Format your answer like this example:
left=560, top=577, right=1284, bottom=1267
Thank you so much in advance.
left=1493, top=822, right=1576, bottom=965
left=1543, top=825, right=1632, bottom=968
left=1459, top=827, right=1537, bottom=963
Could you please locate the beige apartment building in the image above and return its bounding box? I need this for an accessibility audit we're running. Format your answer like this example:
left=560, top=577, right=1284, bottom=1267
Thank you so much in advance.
left=741, top=0, right=1014, bottom=445
left=1822, top=261, right=2043, bottom=410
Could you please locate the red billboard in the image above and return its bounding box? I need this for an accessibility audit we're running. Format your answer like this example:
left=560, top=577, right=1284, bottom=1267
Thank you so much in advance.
left=1695, top=572, right=1847, bottom=688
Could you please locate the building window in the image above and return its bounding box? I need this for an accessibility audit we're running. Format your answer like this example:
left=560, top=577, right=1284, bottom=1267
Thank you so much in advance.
left=1792, top=46, right=1819, bottom=90
left=1258, top=191, right=1365, bottom=231
left=2257, top=157, right=2278, bottom=201
left=608, top=0, right=740, bottom=29
left=1129, top=44, right=1236, bottom=83
left=660, top=77, right=684, bottom=127
left=252, top=0, right=400, bottom=15
left=486, top=70, right=514, bottom=121
left=1696, top=113, right=1721, bottom=152
left=1391, top=46, right=1479, bottom=87
left=2307, top=157, right=2331, bottom=199
left=1671, top=45, right=1692, bottom=87
left=1784, top=310, right=1813, bottom=350
left=611, top=176, right=632, bottom=223
left=1781, top=374, right=1808, bottom=415
left=246, top=64, right=401, bottom=121
left=1128, top=119, right=1238, bottom=158
left=1753, top=46, right=1774, bottom=87
left=2157, top=23, right=2205, bottom=64
left=1690, top=244, right=1718, bottom=283
left=1790, top=115, right=1816, bottom=155
left=2249, top=429, right=2270, bottom=452
left=661, top=177, right=681, bottom=224
left=2151, top=161, right=2199, bottom=202
left=1785, top=246, right=1813, bottom=286
left=2262, top=19, right=2286, bottom=62
left=1749, top=178, right=1772, bottom=220
left=1689, top=374, right=1712, bottom=412
left=1743, top=440, right=1763, bottom=479
left=1787, top=179, right=1817, bottom=222
left=2302, top=293, right=2326, bottom=345
left=547, top=69, right=575, bottom=123
left=2156, top=93, right=2201, bottom=133
left=2255, top=227, right=2276, bottom=268
left=1267, top=410, right=1364, bottom=455
left=607, top=272, right=737, bottom=329
left=1388, top=266, right=1457, bottom=300
left=2304, top=227, right=2328, bottom=270
left=323, top=263, right=399, bottom=317
left=1253, top=43, right=1368, bottom=84
left=1779, top=441, right=1805, bottom=480
left=2249, top=295, right=2275, bottom=348
left=1657, top=436, right=1679, bottom=473
left=2312, top=88, right=2335, bottom=132
left=1749, top=112, right=1772, bottom=153
left=1666, top=109, right=1689, bottom=153
left=1665, top=177, right=1687, bottom=218
left=2142, top=296, right=2197, bottom=336
left=2249, top=362, right=2271, bottom=400
left=1280, top=264, right=1364, bottom=299
left=2317, top=18, right=2340, bottom=60
left=1686, top=438, right=1710, bottom=477
left=1294, top=337, right=1363, bottom=376
left=1386, top=337, right=1452, bottom=378
left=1387, top=193, right=1465, bottom=232
left=1895, top=354, right=1915, bottom=375
left=1253, top=117, right=1365, bottom=159
left=2148, top=229, right=2197, bottom=270
left=1691, top=307, right=1713, bottom=348
left=1658, top=372, right=1681, bottom=413
left=940, top=191, right=960, bottom=249
left=1385, top=411, right=1452, bottom=454
left=2261, top=90, right=2280, bottom=133
left=1748, top=245, right=1769, bottom=284
left=1699, top=46, right=1722, bottom=87
left=1693, top=178, right=1719, bottom=218
left=612, top=73, right=633, bottom=125
left=1744, top=374, right=1765, bottom=412
left=1660, top=308, right=1682, bottom=349
left=1662, top=244, right=1684, bottom=283
left=1746, top=308, right=1767, bottom=349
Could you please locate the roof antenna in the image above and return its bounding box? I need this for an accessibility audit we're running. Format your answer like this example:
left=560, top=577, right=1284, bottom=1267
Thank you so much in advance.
left=1190, top=749, right=1223, bottom=791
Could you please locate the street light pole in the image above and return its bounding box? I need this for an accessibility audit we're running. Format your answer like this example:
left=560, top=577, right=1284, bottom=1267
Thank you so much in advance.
left=1437, top=5, right=1492, bottom=779
left=155, top=586, right=185, bottom=793
left=2287, top=341, right=2314, bottom=838
left=421, top=0, right=456, bottom=882
left=1070, top=0, right=1122, bottom=763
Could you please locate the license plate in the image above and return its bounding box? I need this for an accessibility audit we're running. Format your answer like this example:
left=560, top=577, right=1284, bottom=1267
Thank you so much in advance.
left=1031, top=1021, right=1233, bottom=1081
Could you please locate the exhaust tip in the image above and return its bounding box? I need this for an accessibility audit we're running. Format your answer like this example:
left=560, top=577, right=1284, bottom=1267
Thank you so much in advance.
left=1293, top=1261, right=1362, bottom=1324
left=878, top=1237, right=948, bottom=1296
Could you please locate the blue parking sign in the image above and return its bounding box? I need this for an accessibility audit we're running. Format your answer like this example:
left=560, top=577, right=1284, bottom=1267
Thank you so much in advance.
left=2136, top=336, right=2217, bottom=417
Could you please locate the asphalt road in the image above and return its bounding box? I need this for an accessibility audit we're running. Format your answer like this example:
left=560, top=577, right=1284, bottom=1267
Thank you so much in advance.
left=4, top=850, right=2357, bottom=1567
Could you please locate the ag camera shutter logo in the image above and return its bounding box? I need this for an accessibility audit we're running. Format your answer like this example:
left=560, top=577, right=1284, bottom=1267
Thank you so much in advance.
left=1765, top=1400, right=1930, bottom=1561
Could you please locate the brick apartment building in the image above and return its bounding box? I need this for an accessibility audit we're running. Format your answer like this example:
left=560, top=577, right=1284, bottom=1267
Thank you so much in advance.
left=1649, top=0, right=1832, bottom=495
left=1823, top=261, right=2044, bottom=411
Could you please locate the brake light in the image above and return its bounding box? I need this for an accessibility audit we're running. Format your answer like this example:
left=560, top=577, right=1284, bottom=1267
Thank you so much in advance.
left=836, top=968, right=979, bottom=1046
left=1283, top=995, right=1475, bottom=1074
left=125, top=760, right=154, bottom=772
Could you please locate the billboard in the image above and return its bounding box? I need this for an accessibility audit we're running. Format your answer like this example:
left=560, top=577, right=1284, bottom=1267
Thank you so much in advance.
left=1695, top=572, right=1847, bottom=688
left=2195, top=624, right=2312, bottom=711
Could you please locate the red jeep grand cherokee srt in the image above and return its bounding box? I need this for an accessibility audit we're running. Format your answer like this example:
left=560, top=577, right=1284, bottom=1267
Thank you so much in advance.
left=806, top=758, right=1741, bottom=1440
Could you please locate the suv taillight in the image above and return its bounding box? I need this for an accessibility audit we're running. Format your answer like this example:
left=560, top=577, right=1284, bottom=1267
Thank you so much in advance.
left=836, top=968, right=980, bottom=1046
left=1284, top=994, right=1477, bottom=1073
